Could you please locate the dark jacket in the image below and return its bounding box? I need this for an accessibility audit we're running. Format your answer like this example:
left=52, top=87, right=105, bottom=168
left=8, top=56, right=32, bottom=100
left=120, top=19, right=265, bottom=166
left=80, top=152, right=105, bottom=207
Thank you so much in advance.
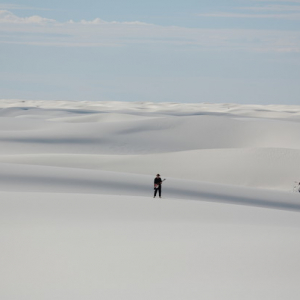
left=154, top=177, right=162, bottom=185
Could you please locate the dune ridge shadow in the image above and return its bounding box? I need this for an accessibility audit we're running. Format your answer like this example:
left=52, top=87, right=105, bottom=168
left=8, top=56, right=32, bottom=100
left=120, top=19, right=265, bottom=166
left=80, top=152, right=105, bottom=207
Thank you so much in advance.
left=1, top=163, right=299, bottom=213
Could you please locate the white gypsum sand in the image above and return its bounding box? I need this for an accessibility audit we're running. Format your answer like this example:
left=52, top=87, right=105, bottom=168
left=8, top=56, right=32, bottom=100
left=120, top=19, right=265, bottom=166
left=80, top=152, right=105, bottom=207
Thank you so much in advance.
left=1, top=99, right=300, bottom=300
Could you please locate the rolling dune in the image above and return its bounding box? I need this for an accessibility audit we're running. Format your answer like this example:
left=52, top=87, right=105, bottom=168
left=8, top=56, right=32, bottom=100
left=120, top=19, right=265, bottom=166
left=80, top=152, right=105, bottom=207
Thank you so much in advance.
left=1, top=99, right=300, bottom=300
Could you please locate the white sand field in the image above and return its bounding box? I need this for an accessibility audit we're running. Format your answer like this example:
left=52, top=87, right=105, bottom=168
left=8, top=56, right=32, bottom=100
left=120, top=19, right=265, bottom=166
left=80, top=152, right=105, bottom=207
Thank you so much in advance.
left=1, top=99, right=300, bottom=299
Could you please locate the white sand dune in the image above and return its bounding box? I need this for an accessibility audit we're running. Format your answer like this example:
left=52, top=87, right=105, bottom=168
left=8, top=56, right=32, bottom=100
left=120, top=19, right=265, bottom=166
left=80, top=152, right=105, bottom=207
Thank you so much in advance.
left=1, top=162, right=300, bottom=211
left=1, top=191, right=300, bottom=300
left=1, top=147, right=300, bottom=191
left=1, top=99, right=300, bottom=299
left=1, top=113, right=300, bottom=155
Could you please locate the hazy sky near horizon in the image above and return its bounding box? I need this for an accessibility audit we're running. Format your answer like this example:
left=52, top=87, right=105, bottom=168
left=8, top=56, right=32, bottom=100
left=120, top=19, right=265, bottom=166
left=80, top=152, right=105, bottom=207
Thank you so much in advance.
left=0, top=0, right=300, bottom=104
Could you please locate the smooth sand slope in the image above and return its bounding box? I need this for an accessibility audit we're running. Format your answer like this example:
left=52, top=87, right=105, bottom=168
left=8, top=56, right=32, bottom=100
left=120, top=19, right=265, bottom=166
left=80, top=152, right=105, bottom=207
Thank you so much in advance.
left=1, top=99, right=300, bottom=300
left=2, top=192, right=300, bottom=300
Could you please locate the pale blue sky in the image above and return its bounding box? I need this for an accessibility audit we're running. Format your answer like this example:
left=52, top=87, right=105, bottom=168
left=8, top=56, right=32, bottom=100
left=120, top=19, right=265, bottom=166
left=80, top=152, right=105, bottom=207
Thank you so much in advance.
left=0, top=0, right=300, bottom=104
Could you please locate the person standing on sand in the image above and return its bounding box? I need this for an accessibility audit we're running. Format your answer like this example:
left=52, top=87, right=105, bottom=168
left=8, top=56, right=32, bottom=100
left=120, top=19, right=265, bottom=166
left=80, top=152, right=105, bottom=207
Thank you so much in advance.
left=154, top=174, right=163, bottom=198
